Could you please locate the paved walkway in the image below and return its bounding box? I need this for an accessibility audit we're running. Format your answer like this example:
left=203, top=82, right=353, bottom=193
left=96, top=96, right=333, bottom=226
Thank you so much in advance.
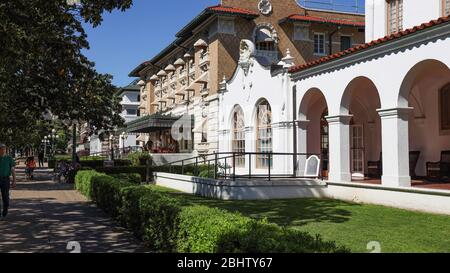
left=0, top=167, right=147, bottom=253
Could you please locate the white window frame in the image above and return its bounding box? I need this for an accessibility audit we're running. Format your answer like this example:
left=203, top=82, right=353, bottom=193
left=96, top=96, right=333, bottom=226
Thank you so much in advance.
left=256, top=101, right=273, bottom=169
left=313, top=33, right=326, bottom=56
left=293, top=23, right=310, bottom=41
left=232, top=108, right=246, bottom=168
left=387, top=0, right=403, bottom=35
left=443, top=0, right=450, bottom=16
left=218, top=16, right=236, bottom=35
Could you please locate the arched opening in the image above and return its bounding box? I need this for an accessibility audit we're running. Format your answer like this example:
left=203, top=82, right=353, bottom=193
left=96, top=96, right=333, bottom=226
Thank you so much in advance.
left=341, top=76, right=382, bottom=181
left=298, top=88, right=329, bottom=177
left=253, top=24, right=279, bottom=64
left=231, top=105, right=246, bottom=168
left=255, top=99, right=273, bottom=169
left=398, top=59, right=450, bottom=186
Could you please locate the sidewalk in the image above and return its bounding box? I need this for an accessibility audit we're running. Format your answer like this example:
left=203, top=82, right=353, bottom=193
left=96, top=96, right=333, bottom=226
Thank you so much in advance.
left=0, top=167, right=147, bottom=253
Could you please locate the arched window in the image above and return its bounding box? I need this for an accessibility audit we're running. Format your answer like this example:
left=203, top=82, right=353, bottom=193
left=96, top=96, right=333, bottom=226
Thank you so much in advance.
left=232, top=107, right=245, bottom=167
left=255, top=26, right=276, bottom=51
left=256, top=100, right=272, bottom=168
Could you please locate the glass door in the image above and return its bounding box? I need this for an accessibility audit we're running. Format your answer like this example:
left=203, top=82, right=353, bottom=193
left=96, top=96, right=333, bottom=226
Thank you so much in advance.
left=351, top=125, right=365, bottom=179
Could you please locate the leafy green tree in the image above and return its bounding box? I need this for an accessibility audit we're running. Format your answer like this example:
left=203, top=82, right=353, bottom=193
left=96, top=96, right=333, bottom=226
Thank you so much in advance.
left=0, top=0, right=132, bottom=146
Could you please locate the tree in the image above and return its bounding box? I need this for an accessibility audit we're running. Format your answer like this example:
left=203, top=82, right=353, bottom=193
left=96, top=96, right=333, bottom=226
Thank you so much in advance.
left=0, top=0, right=132, bottom=146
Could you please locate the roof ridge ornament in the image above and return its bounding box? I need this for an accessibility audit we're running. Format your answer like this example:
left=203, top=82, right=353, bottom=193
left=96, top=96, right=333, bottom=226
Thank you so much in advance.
left=258, top=0, right=272, bottom=16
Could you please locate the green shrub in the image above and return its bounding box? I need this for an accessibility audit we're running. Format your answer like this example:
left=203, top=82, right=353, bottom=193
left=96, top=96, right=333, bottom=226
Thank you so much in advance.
left=75, top=170, right=349, bottom=253
left=110, top=173, right=142, bottom=184
left=96, top=166, right=148, bottom=181
left=176, top=206, right=253, bottom=253
left=198, top=169, right=216, bottom=179
left=127, top=151, right=152, bottom=166
left=139, top=191, right=181, bottom=252
left=75, top=170, right=108, bottom=199
left=177, top=206, right=349, bottom=253
left=91, top=176, right=132, bottom=218
left=119, top=186, right=153, bottom=238
left=80, top=159, right=132, bottom=169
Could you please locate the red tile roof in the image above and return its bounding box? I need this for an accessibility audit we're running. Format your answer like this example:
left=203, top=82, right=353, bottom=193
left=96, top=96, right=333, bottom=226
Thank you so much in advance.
left=289, top=16, right=450, bottom=74
left=207, top=5, right=259, bottom=16
left=284, top=14, right=365, bottom=27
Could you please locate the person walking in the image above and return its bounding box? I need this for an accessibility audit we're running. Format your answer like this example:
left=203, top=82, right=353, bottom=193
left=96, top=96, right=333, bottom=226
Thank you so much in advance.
left=38, top=150, right=44, bottom=168
left=0, top=144, right=16, bottom=219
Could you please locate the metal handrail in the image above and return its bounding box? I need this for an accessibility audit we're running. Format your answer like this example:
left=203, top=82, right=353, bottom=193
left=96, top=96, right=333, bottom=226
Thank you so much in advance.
left=163, top=152, right=323, bottom=181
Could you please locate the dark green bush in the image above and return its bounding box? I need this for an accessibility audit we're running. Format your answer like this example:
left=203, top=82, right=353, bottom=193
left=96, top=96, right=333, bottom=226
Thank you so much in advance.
left=95, top=166, right=148, bottom=181
left=75, top=170, right=108, bottom=199
left=119, top=186, right=153, bottom=238
left=75, top=170, right=349, bottom=253
left=139, top=192, right=181, bottom=252
left=80, top=159, right=132, bottom=169
left=177, top=206, right=350, bottom=253
left=91, top=176, right=132, bottom=218
left=110, top=173, right=142, bottom=184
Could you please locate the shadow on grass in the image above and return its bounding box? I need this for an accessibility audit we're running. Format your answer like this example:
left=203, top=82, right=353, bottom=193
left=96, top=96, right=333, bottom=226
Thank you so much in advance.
left=154, top=188, right=356, bottom=227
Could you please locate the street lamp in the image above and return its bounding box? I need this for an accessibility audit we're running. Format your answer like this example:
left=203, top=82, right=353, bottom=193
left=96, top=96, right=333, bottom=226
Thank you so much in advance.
left=42, top=136, right=50, bottom=161
left=109, top=135, right=115, bottom=160
left=48, top=129, right=59, bottom=157
left=120, top=132, right=128, bottom=155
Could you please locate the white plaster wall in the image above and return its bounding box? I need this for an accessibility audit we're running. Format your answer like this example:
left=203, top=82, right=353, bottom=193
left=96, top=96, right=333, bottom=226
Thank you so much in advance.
left=294, top=35, right=450, bottom=181
left=366, top=0, right=443, bottom=42
left=218, top=58, right=294, bottom=174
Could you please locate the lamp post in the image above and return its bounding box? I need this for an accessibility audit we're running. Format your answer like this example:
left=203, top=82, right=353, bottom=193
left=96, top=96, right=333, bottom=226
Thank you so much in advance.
left=109, top=135, right=115, bottom=161
left=120, top=132, right=128, bottom=156
left=48, top=129, right=59, bottom=158
left=42, top=136, right=50, bottom=161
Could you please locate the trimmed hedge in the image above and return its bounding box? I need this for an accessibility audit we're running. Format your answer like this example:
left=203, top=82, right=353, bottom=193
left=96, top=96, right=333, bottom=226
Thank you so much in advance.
left=110, top=173, right=142, bottom=184
left=80, top=159, right=132, bottom=169
left=75, top=170, right=349, bottom=253
left=94, top=164, right=213, bottom=182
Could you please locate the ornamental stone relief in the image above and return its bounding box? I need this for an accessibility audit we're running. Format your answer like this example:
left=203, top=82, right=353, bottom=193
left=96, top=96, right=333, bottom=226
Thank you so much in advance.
left=258, top=0, right=272, bottom=15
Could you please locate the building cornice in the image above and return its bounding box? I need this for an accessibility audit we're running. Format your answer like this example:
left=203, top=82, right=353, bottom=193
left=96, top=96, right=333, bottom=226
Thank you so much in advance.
left=291, top=20, right=450, bottom=81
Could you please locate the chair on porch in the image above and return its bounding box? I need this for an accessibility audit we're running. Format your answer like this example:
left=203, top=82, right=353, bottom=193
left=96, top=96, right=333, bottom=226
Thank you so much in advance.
left=367, top=151, right=421, bottom=179
left=426, top=151, right=450, bottom=182
left=367, top=153, right=382, bottom=178
left=409, top=151, right=421, bottom=179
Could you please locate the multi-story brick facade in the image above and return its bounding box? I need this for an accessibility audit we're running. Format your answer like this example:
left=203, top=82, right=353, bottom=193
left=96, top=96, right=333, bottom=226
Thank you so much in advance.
left=128, top=0, right=364, bottom=155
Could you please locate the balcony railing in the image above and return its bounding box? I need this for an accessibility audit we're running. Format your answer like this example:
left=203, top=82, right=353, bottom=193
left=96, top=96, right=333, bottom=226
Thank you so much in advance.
left=255, top=50, right=279, bottom=65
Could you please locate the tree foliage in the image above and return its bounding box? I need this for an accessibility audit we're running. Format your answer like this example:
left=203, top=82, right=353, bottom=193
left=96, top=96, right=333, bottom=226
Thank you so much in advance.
left=0, top=0, right=133, bottom=146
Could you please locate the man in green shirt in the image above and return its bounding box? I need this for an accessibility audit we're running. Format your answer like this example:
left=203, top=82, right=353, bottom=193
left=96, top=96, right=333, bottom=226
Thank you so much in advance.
left=0, top=144, right=16, bottom=218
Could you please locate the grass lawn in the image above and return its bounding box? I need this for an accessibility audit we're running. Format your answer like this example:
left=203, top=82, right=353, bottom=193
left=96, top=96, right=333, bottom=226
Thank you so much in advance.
left=149, top=185, right=450, bottom=253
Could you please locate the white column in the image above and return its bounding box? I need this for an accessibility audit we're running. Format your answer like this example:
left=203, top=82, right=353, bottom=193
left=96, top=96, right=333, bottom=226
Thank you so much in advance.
left=378, top=108, right=413, bottom=187
left=326, top=115, right=353, bottom=182
left=297, top=120, right=310, bottom=176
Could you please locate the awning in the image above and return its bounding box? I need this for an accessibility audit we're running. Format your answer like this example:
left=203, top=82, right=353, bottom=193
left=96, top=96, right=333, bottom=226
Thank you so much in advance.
left=125, top=114, right=194, bottom=134
left=255, top=28, right=274, bottom=42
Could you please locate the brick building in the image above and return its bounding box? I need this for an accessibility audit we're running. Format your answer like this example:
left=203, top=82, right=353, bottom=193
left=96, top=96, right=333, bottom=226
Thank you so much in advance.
left=127, top=0, right=364, bottom=156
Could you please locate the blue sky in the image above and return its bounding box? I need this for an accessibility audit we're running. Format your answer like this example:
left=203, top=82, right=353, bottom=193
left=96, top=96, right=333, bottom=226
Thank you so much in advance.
left=82, top=0, right=364, bottom=87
